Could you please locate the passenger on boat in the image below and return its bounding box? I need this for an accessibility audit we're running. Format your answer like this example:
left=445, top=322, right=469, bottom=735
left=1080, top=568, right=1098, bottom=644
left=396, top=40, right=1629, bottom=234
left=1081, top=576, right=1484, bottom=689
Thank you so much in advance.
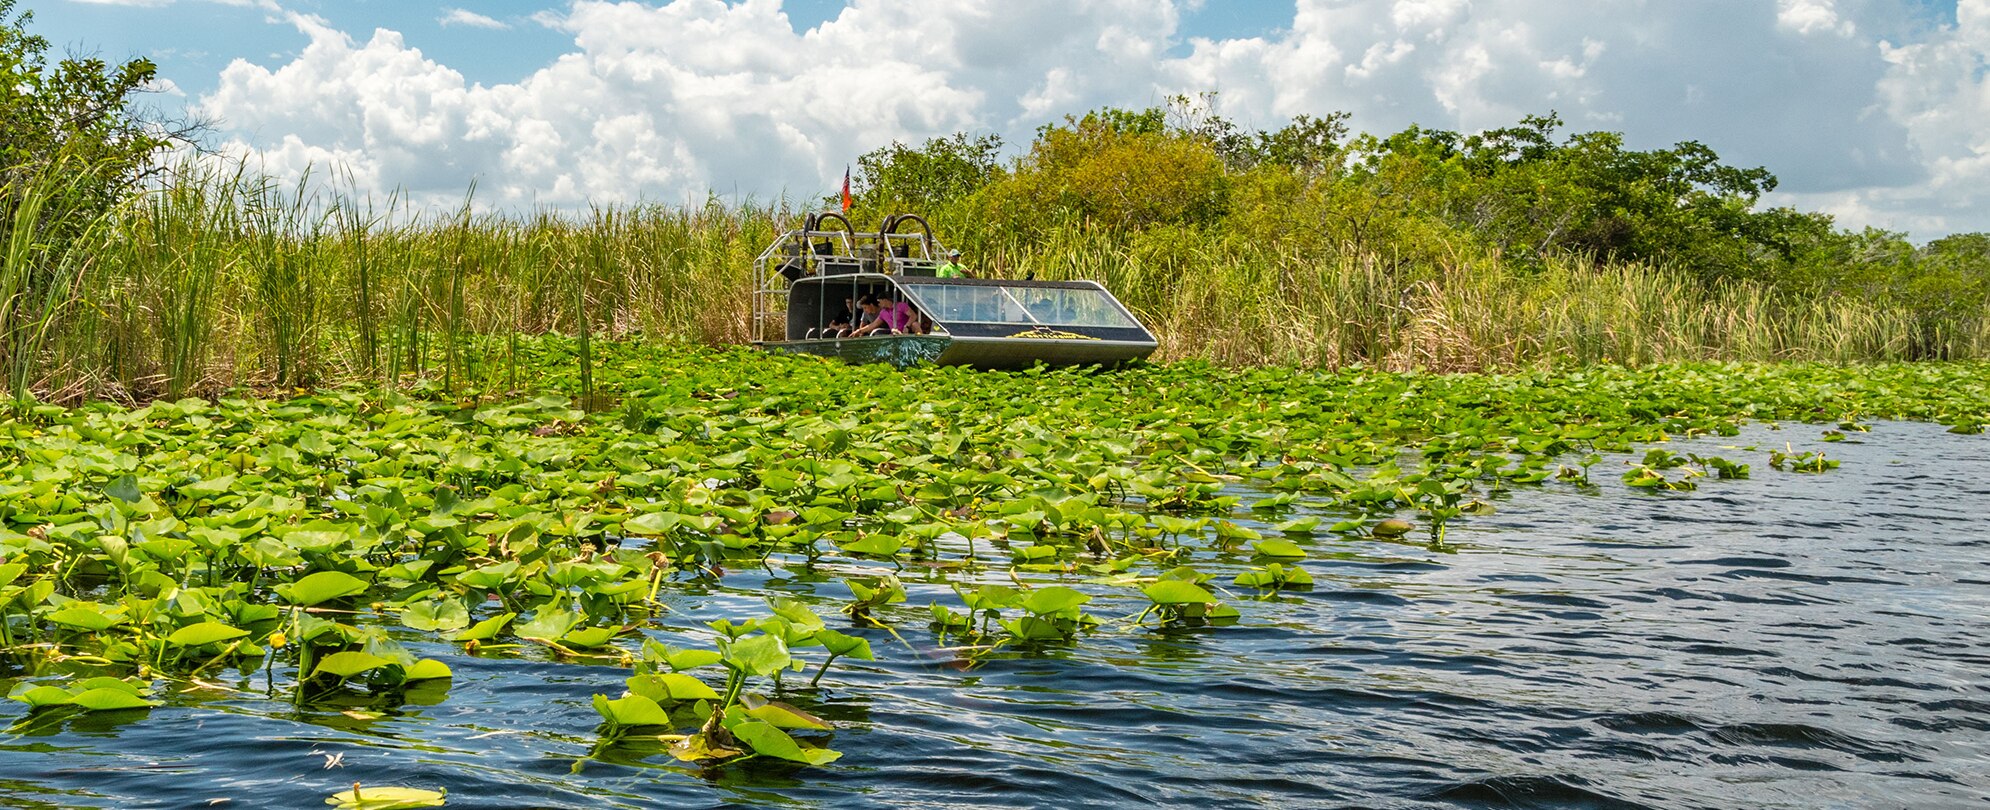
left=936, top=249, right=973, bottom=278
left=850, top=295, right=882, bottom=334
left=827, top=297, right=855, bottom=337
left=852, top=294, right=914, bottom=336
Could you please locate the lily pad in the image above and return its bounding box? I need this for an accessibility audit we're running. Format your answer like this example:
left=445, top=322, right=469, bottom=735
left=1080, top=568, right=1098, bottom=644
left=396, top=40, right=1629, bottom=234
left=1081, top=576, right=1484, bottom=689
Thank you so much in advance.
left=276, top=571, right=370, bottom=606
left=325, top=785, right=446, bottom=809
left=312, top=651, right=396, bottom=680
left=730, top=719, right=841, bottom=765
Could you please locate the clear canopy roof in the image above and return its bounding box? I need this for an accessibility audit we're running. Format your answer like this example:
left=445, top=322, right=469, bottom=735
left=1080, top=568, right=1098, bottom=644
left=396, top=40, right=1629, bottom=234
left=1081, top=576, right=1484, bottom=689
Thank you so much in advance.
left=899, top=283, right=1137, bottom=329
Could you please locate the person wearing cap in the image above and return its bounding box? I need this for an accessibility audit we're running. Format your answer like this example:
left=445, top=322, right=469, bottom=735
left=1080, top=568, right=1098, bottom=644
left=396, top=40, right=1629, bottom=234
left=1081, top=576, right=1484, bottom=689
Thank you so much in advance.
left=936, top=249, right=973, bottom=278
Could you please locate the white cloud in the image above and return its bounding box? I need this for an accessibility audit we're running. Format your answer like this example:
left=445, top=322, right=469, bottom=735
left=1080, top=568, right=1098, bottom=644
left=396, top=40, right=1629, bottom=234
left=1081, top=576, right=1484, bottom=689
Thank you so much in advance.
left=438, top=8, right=508, bottom=30
left=143, top=75, right=185, bottom=96
left=1777, top=0, right=1855, bottom=37
left=191, top=0, right=1990, bottom=239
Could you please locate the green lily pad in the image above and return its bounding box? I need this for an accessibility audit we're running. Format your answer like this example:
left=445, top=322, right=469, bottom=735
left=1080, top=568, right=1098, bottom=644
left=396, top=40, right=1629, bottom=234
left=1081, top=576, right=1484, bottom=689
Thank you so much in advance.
left=276, top=571, right=369, bottom=606
left=403, top=659, right=453, bottom=681
left=166, top=621, right=249, bottom=647
left=67, top=687, right=159, bottom=711
left=1253, top=538, right=1307, bottom=559
left=103, top=475, right=141, bottom=504
left=626, top=673, right=720, bottom=703
left=400, top=599, right=471, bottom=633
left=451, top=612, right=516, bottom=642
left=45, top=605, right=124, bottom=631
left=813, top=629, right=874, bottom=660
left=1021, top=586, right=1091, bottom=616
left=1142, top=580, right=1217, bottom=605
left=324, top=785, right=447, bottom=809
left=724, top=634, right=791, bottom=678
left=312, top=651, right=395, bottom=680
left=8, top=685, right=76, bottom=708
left=562, top=626, right=620, bottom=648
left=741, top=694, right=832, bottom=730
left=591, top=693, right=673, bottom=728
left=731, top=719, right=841, bottom=765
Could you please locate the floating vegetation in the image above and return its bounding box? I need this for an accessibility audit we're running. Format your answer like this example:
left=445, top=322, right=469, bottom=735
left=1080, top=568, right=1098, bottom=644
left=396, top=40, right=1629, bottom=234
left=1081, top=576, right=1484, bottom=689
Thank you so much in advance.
left=0, top=346, right=1984, bottom=771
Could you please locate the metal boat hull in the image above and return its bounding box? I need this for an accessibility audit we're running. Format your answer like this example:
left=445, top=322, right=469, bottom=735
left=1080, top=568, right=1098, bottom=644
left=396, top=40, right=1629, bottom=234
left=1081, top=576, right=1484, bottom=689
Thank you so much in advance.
left=760, top=334, right=1155, bottom=369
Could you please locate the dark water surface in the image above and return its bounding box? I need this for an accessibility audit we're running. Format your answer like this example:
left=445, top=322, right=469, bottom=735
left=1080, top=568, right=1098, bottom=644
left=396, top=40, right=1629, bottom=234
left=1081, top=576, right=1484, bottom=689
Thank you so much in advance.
left=3, top=422, right=1986, bottom=809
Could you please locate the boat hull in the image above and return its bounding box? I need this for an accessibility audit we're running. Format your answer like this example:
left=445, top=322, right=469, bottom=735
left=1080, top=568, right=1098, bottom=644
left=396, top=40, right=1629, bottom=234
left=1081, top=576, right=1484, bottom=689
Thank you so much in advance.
left=759, top=334, right=1155, bottom=369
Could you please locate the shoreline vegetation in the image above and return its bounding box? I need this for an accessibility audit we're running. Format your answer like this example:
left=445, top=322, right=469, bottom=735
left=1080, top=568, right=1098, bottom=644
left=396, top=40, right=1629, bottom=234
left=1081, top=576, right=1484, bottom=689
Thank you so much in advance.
left=5, top=159, right=1984, bottom=406
left=3, top=1, right=1986, bottom=405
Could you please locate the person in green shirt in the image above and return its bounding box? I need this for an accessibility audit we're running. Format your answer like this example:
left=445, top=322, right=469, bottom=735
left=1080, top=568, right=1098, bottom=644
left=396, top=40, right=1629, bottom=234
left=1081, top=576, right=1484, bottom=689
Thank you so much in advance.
left=936, top=249, right=974, bottom=278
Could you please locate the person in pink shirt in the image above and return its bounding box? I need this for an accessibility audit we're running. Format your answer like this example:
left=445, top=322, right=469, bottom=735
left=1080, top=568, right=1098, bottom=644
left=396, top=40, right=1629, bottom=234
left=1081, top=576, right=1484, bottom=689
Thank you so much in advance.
left=851, top=294, right=914, bottom=336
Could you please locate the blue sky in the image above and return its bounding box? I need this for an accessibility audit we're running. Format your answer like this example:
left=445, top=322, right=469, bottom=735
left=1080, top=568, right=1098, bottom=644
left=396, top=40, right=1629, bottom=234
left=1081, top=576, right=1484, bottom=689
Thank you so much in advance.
left=35, top=1, right=1300, bottom=95
left=20, top=0, right=1990, bottom=238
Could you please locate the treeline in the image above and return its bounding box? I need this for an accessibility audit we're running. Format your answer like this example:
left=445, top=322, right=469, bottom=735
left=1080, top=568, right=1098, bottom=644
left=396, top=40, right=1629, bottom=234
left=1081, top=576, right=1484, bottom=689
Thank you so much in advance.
left=846, top=96, right=1990, bottom=362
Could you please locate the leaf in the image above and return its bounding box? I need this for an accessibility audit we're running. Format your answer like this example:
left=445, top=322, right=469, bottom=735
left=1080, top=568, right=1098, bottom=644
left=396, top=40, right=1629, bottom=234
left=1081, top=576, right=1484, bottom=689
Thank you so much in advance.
left=928, top=603, right=970, bottom=629
left=1021, top=586, right=1091, bottom=616
left=8, top=685, right=75, bottom=708
left=591, top=693, right=674, bottom=728
left=561, top=626, right=620, bottom=648
left=67, top=688, right=159, bottom=711
left=324, top=785, right=447, bottom=809
left=730, top=719, right=841, bottom=765
left=724, top=634, right=791, bottom=678
left=73, top=677, right=144, bottom=695
left=813, top=629, right=874, bottom=660
left=1142, top=580, right=1216, bottom=605
left=741, top=694, right=832, bottom=730
left=400, top=599, right=471, bottom=633
left=515, top=608, right=582, bottom=642
left=839, top=534, right=903, bottom=556
left=1252, top=538, right=1307, bottom=559
left=626, top=673, right=720, bottom=703
left=276, top=571, right=369, bottom=606
left=623, top=511, right=680, bottom=535
left=403, top=659, right=453, bottom=681
left=454, top=561, right=520, bottom=591
left=998, top=615, right=1071, bottom=641
left=166, top=621, right=249, bottom=647
left=956, top=584, right=1021, bottom=612
left=178, top=474, right=239, bottom=499
left=766, top=597, right=826, bottom=632
left=451, top=612, right=516, bottom=642
left=103, top=475, right=141, bottom=504
left=45, top=604, right=124, bottom=631
left=312, top=651, right=395, bottom=680
left=664, top=646, right=723, bottom=671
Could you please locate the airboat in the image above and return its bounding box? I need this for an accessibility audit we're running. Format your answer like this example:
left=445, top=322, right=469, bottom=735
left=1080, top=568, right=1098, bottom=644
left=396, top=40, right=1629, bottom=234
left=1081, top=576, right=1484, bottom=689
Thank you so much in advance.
left=750, top=212, right=1158, bottom=369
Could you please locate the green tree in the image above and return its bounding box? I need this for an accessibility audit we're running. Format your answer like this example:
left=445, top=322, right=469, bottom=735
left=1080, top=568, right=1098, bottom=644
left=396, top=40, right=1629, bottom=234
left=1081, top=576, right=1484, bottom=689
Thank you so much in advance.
left=844, top=132, right=1004, bottom=223
left=2, top=0, right=177, bottom=401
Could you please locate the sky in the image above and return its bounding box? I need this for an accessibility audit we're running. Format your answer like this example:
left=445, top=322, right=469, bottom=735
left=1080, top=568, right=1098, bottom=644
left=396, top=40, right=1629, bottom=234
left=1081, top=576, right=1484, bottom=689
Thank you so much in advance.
left=22, top=0, right=1989, bottom=240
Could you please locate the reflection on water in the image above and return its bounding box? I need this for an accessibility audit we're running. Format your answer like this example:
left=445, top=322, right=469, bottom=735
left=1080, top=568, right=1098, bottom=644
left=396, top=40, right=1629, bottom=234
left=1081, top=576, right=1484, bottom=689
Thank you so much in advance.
left=2, top=422, right=1987, bottom=808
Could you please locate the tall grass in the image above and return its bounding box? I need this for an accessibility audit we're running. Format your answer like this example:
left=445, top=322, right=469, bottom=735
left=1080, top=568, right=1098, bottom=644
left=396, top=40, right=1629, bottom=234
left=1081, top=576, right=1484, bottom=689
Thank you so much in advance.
left=2, top=162, right=1986, bottom=404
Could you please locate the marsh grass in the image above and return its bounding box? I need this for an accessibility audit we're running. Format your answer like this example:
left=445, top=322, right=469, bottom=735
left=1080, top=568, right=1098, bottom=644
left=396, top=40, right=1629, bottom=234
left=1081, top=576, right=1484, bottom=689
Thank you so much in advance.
left=2, top=163, right=1986, bottom=403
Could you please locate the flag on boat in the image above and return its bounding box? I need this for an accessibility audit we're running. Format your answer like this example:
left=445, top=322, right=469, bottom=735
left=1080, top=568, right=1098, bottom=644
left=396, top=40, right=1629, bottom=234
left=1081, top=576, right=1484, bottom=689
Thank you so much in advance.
left=841, top=166, right=852, bottom=213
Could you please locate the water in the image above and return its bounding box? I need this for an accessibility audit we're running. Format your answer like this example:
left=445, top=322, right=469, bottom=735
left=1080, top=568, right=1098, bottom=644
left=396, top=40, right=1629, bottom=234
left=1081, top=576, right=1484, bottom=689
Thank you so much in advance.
left=3, top=422, right=1987, bottom=809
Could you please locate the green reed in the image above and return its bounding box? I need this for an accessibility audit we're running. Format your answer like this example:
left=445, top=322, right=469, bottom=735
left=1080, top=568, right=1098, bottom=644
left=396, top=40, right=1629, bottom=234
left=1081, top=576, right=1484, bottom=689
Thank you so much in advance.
left=4, top=161, right=1986, bottom=403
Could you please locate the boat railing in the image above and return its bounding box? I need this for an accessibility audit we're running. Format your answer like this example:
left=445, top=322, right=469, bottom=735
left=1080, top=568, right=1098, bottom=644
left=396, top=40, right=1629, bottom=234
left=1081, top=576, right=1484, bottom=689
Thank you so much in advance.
left=750, top=212, right=952, bottom=343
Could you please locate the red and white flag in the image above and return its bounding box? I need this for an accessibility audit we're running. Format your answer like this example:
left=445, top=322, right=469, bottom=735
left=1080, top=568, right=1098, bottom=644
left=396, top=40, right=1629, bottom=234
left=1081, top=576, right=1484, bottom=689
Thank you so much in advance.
left=840, top=166, right=852, bottom=213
